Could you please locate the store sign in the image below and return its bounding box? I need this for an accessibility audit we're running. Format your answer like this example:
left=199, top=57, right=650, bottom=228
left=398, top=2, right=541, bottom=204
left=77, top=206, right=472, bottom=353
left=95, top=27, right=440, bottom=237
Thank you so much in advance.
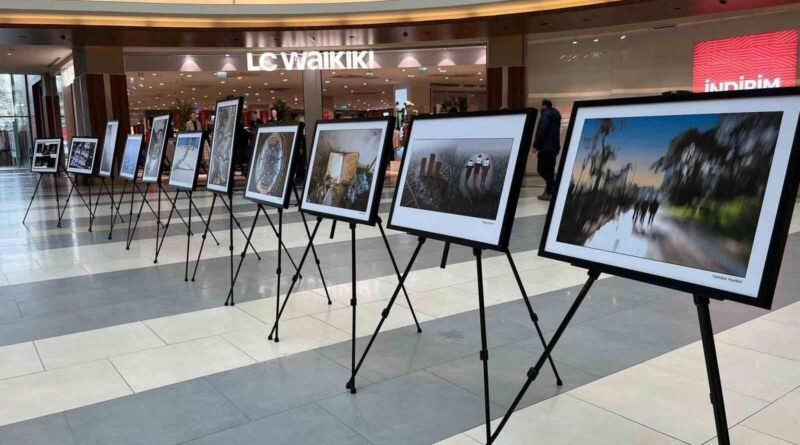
left=692, top=30, right=798, bottom=93
left=246, top=50, right=375, bottom=71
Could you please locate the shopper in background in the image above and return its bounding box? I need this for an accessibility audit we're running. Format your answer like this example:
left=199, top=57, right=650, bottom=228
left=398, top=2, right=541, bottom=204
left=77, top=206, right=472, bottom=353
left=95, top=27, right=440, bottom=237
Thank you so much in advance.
left=185, top=112, right=202, bottom=132
left=533, top=99, right=562, bottom=201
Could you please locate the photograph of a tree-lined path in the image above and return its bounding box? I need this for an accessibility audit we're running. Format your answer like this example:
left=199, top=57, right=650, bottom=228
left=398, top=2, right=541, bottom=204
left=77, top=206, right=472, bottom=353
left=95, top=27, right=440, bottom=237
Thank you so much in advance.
left=557, top=111, right=783, bottom=277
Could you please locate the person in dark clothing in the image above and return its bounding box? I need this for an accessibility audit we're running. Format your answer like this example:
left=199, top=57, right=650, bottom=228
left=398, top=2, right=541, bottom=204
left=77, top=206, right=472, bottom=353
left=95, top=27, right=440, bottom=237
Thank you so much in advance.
left=533, top=99, right=562, bottom=200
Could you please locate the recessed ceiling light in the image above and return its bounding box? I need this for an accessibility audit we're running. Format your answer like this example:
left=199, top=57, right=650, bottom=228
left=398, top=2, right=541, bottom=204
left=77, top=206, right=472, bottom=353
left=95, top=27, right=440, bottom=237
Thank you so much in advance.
left=620, top=35, right=627, bottom=39
left=572, top=40, right=578, bottom=45
left=593, top=38, right=599, bottom=42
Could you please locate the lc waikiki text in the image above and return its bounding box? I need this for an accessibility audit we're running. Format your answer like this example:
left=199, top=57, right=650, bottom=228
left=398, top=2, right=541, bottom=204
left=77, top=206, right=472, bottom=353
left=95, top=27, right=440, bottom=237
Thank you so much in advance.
left=704, top=75, right=782, bottom=92
left=247, top=50, right=375, bottom=71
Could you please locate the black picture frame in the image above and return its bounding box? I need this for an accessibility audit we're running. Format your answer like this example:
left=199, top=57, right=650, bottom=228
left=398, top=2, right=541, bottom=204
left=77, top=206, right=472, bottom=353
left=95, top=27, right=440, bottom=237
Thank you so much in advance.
left=142, top=113, right=173, bottom=184
left=299, top=116, right=395, bottom=226
left=168, top=131, right=206, bottom=192
left=207, top=96, right=244, bottom=195
left=244, top=121, right=304, bottom=210
left=119, top=134, right=144, bottom=182
left=387, top=108, right=538, bottom=251
left=539, top=87, right=800, bottom=310
left=31, top=137, right=63, bottom=174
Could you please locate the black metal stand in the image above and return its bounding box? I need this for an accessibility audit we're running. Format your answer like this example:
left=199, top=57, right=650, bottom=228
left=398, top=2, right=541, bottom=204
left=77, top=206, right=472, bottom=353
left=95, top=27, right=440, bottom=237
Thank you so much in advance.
left=489, top=270, right=599, bottom=443
left=220, top=194, right=262, bottom=260
left=228, top=189, right=234, bottom=308
left=694, top=295, right=731, bottom=445
left=153, top=187, right=179, bottom=263
left=22, top=174, right=43, bottom=225
left=268, top=217, right=327, bottom=340
left=57, top=174, right=94, bottom=230
left=348, top=222, right=358, bottom=393
left=474, top=248, right=492, bottom=443
left=330, top=220, right=337, bottom=239
left=505, top=250, right=563, bottom=385
left=125, top=182, right=154, bottom=249
left=222, top=204, right=302, bottom=306
left=292, top=187, right=331, bottom=304
left=185, top=190, right=193, bottom=281
left=190, top=193, right=220, bottom=280
left=440, top=241, right=450, bottom=269
left=346, top=237, right=427, bottom=391
left=376, top=216, right=422, bottom=333
left=89, top=177, right=126, bottom=239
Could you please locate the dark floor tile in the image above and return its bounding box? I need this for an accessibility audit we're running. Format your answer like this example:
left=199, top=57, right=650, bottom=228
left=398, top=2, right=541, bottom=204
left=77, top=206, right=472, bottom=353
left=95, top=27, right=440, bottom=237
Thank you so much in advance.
left=0, top=300, right=21, bottom=322
left=426, top=344, right=595, bottom=410
left=205, top=351, right=357, bottom=421
left=185, top=404, right=371, bottom=445
left=65, top=379, right=247, bottom=445
left=317, top=371, right=499, bottom=445
left=0, top=414, right=76, bottom=445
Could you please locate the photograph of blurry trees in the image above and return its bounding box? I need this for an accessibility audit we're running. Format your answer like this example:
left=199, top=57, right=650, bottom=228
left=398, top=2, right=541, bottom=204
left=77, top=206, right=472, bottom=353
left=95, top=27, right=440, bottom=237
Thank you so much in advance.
left=557, top=112, right=782, bottom=277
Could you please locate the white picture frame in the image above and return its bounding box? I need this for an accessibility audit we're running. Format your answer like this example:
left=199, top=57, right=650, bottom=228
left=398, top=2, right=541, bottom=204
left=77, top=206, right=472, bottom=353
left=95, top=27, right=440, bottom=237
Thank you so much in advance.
left=540, top=91, right=800, bottom=308
left=207, top=98, right=242, bottom=194
left=300, top=118, right=392, bottom=225
left=66, top=137, right=99, bottom=175
left=244, top=123, right=302, bottom=208
left=169, top=132, right=204, bottom=191
left=142, top=114, right=171, bottom=183
left=31, top=138, right=62, bottom=173
left=388, top=110, right=536, bottom=249
left=98, top=120, right=120, bottom=177
left=119, top=134, right=143, bottom=181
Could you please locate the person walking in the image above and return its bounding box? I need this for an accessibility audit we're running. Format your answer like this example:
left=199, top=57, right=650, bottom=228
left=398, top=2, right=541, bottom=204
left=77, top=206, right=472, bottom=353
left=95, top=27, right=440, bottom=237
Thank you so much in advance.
left=185, top=112, right=202, bottom=132
left=533, top=99, right=562, bottom=201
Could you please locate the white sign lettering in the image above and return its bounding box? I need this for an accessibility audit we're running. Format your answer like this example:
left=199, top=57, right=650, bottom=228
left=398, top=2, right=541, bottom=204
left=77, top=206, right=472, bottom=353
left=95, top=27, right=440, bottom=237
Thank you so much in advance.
left=247, top=50, right=375, bottom=71
left=704, top=74, right=781, bottom=92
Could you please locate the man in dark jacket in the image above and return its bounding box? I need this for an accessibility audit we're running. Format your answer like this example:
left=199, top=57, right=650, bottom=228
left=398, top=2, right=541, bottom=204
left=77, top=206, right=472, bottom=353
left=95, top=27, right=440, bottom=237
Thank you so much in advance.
left=533, top=99, right=562, bottom=200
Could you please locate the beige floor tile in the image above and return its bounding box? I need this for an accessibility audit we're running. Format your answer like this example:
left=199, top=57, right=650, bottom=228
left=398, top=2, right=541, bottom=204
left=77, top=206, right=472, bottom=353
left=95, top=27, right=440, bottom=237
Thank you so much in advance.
left=463, top=394, right=683, bottom=445
left=238, top=291, right=344, bottom=324
left=5, top=263, right=89, bottom=285
left=718, top=318, right=800, bottom=362
left=743, top=388, right=800, bottom=444
left=453, top=273, right=558, bottom=302
left=318, top=278, right=399, bottom=305
left=111, top=336, right=255, bottom=392
left=396, top=286, right=501, bottom=318
left=570, top=364, right=767, bottom=444
left=312, top=299, right=434, bottom=337
left=0, top=342, right=43, bottom=380
left=144, top=306, right=263, bottom=344
left=384, top=268, right=472, bottom=292
left=763, top=301, right=800, bottom=328
left=442, top=259, right=512, bottom=280
left=222, top=316, right=349, bottom=362
left=35, top=322, right=165, bottom=369
left=433, top=433, right=483, bottom=445
left=703, top=425, right=794, bottom=445
left=647, top=341, right=800, bottom=402
left=521, top=264, right=591, bottom=289
left=0, top=360, right=131, bottom=427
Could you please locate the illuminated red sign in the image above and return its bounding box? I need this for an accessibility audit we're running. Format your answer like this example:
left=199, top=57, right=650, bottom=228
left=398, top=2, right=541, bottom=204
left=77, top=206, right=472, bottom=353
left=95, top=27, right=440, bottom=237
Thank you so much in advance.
left=692, top=30, right=798, bottom=93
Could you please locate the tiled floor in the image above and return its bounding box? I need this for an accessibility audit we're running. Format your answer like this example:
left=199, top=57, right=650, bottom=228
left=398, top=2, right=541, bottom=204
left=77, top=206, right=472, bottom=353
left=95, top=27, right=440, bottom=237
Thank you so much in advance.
left=0, top=171, right=798, bottom=444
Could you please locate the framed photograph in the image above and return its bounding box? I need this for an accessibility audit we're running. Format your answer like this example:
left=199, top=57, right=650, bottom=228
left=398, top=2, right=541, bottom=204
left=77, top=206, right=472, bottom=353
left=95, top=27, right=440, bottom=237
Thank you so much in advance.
left=540, top=88, right=800, bottom=309
left=142, top=114, right=172, bottom=183
left=31, top=138, right=62, bottom=173
left=300, top=117, right=394, bottom=225
left=169, top=132, right=204, bottom=191
left=207, top=97, right=243, bottom=194
left=388, top=109, right=537, bottom=250
left=98, top=120, right=120, bottom=177
left=66, top=137, right=99, bottom=175
left=244, top=123, right=303, bottom=209
left=119, top=134, right=144, bottom=181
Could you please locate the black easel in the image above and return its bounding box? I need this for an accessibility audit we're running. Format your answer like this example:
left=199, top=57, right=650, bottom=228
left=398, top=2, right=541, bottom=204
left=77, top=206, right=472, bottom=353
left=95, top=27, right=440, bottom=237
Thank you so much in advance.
left=489, top=270, right=599, bottom=443
left=694, top=295, right=730, bottom=445
left=88, top=177, right=126, bottom=239
left=57, top=173, right=94, bottom=230
left=222, top=203, right=303, bottom=306
left=184, top=190, right=193, bottom=281
left=153, top=185, right=222, bottom=264
left=22, top=174, right=44, bottom=225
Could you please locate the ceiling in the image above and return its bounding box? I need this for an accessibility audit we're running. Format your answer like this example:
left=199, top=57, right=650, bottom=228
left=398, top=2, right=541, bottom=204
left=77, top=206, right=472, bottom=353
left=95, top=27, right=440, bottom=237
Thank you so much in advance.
left=0, top=44, right=70, bottom=73
left=126, top=64, right=485, bottom=114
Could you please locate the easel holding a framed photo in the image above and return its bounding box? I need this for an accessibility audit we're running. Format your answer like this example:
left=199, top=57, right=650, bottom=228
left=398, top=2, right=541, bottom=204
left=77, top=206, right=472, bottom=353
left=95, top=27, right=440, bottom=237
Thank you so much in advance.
left=490, top=88, right=800, bottom=445
left=347, top=110, right=564, bottom=437
left=190, top=99, right=266, bottom=281
left=24, top=138, right=64, bottom=225
left=92, top=120, right=127, bottom=239
left=223, top=122, right=314, bottom=307
left=59, top=137, right=100, bottom=230
left=266, top=117, right=424, bottom=382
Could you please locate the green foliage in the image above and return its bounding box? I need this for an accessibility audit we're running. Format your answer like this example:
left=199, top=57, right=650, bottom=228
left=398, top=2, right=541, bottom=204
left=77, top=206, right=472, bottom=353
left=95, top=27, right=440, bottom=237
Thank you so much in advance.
left=667, top=196, right=762, bottom=242
left=172, top=98, right=195, bottom=129
left=272, top=99, right=290, bottom=122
